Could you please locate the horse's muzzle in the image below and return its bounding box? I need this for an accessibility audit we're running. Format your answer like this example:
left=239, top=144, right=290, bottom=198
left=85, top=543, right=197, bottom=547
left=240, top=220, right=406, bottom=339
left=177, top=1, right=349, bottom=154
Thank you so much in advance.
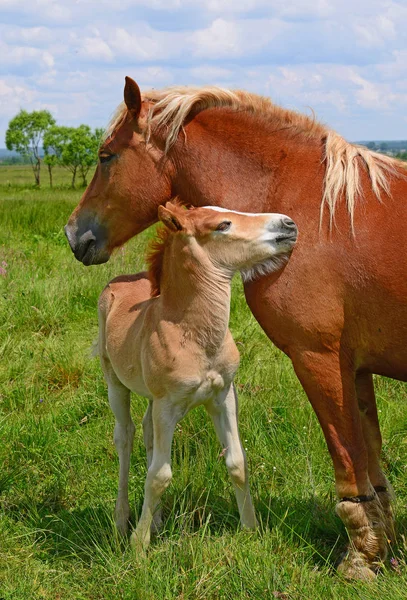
left=64, top=221, right=110, bottom=266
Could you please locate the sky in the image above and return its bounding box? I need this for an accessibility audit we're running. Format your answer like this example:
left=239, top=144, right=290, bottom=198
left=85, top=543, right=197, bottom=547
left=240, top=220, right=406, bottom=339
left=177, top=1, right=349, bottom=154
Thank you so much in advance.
left=1, top=0, right=407, bottom=145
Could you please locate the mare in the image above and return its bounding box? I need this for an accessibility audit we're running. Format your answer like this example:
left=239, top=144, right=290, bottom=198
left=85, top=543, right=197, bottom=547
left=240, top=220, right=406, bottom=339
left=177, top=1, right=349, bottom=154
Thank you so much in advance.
left=65, top=77, right=407, bottom=579
left=96, top=202, right=297, bottom=548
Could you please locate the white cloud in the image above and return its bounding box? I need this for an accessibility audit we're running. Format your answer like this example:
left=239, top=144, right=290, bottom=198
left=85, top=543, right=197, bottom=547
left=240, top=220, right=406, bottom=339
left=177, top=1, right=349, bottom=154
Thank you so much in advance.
left=189, top=65, right=233, bottom=81
left=0, top=41, right=54, bottom=69
left=0, top=79, right=37, bottom=116
left=0, top=0, right=72, bottom=23
left=108, top=26, right=162, bottom=61
left=192, top=19, right=240, bottom=58
left=80, top=36, right=114, bottom=62
left=191, top=17, right=288, bottom=59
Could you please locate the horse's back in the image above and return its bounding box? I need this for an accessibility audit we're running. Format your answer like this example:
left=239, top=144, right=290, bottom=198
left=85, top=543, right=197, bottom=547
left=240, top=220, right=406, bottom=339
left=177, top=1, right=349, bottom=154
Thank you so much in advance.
left=97, top=272, right=153, bottom=392
left=98, top=271, right=151, bottom=319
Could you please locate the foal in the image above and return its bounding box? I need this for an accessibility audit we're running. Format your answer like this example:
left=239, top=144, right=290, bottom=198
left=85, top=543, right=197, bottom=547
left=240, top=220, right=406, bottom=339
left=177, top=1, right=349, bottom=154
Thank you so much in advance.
left=97, top=202, right=297, bottom=548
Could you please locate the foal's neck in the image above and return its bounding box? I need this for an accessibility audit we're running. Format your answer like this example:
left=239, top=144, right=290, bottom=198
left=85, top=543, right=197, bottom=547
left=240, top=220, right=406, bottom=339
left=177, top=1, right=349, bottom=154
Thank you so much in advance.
left=158, top=235, right=232, bottom=353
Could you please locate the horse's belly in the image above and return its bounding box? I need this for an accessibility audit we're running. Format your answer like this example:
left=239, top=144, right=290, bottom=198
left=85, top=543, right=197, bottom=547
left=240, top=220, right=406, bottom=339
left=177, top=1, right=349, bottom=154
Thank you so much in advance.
left=358, top=327, right=407, bottom=381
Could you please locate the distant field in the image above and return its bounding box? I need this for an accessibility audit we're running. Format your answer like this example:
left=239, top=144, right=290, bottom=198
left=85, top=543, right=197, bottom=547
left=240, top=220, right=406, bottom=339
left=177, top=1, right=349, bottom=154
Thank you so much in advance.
left=0, top=166, right=406, bottom=599
left=0, top=163, right=84, bottom=188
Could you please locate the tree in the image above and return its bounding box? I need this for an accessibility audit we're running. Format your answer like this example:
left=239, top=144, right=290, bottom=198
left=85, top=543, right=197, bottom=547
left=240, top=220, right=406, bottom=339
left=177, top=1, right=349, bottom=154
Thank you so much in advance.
left=43, top=125, right=102, bottom=188
left=43, top=126, right=71, bottom=188
left=5, top=110, right=55, bottom=185
left=67, top=125, right=103, bottom=187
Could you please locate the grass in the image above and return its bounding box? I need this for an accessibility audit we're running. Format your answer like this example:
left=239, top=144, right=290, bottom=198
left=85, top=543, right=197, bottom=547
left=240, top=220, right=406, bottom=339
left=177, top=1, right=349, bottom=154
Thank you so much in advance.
left=0, top=165, right=406, bottom=599
left=0, top=164, right=84, bottom=188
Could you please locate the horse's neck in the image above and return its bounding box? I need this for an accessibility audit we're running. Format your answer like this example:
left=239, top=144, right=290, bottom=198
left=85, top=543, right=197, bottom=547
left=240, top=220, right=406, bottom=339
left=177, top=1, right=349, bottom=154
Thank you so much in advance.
left=170, top=110, right=324, bottom=217
left=157, top=236, right=232, bottom=352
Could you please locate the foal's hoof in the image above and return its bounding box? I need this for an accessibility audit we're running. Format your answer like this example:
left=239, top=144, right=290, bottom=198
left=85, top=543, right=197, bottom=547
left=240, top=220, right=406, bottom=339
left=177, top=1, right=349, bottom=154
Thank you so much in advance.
left=115, top=514, right=130, bottom=537
left=130, top=529, right=150, bottom=553
left=151, top=511, right=163, bottom=535
left=337, top=551, right=378, bottom=581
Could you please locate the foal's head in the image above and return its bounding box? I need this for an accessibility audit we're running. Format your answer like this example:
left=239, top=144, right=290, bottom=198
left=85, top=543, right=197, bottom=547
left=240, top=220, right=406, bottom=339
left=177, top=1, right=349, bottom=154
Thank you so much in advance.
left=148, top=202, right=297, bottom=295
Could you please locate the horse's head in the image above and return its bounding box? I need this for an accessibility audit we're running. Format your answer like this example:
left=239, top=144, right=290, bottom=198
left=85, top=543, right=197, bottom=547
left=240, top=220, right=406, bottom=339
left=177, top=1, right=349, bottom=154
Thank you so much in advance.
left=64, top=77, right=172, bottom=265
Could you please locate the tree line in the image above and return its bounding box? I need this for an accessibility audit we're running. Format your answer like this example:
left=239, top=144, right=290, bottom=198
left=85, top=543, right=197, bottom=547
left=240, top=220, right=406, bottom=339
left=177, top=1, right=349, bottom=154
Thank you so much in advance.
left=5, top=110, right=103, bottom=188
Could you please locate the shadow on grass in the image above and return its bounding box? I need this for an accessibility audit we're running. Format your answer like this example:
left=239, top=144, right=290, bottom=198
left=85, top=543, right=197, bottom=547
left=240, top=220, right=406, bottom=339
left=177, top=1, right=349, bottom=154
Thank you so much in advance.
left=4, top=485, right=406, bottom=572
left=3, top=489, right=346, bottom=568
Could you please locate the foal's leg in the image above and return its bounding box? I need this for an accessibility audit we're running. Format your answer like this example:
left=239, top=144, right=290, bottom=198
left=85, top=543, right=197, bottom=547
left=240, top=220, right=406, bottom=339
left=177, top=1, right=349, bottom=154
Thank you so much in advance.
left=107, top=377, right=135, bottom=536
left=132, top=399, right=179, bottom=549
left=206, top=384, right=257, bottom=529
left=292, top=350, right=387, bottom=580
left=142, top=400, right=163, bottom=533
left=356, top=372, right=394, bottom=540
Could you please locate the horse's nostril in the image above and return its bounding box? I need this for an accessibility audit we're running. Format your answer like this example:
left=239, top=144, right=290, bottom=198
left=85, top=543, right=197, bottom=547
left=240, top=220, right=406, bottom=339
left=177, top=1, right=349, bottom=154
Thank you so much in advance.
left=64, top=225, right=76, bottom=252
left=73, top=230, right=97, bottom=261
left=282, top=217, right=296, bottom=229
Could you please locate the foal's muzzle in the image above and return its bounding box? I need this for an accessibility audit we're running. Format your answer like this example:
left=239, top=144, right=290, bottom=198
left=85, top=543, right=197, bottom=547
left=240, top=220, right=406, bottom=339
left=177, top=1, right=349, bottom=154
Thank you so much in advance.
left=276, top=217, right=298, bottom=243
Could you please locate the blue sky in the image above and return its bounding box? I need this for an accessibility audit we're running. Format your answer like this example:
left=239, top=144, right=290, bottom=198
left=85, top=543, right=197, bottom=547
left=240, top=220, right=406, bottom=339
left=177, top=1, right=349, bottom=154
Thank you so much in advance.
left=1, top=0, right=406, bottom=145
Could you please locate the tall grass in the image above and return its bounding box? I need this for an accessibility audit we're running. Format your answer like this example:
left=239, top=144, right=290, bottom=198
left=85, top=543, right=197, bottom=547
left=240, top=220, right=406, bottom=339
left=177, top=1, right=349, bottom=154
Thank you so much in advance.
left=0, top=167, right=406, bottom=599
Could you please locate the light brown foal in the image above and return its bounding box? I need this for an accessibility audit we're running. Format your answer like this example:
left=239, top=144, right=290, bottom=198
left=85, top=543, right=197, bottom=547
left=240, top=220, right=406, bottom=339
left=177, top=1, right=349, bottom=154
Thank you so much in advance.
left=97, top=202, right=297, bottom=548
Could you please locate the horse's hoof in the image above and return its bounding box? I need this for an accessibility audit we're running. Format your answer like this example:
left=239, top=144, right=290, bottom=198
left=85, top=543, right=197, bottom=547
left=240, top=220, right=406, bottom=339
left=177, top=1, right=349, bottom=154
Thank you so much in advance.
left=337, top=551, right=378, bottom=581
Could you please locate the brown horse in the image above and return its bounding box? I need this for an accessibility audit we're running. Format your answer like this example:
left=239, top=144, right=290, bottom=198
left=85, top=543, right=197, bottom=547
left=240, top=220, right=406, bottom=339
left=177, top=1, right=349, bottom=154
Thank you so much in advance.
left=65, top=77, right=407, bottom=580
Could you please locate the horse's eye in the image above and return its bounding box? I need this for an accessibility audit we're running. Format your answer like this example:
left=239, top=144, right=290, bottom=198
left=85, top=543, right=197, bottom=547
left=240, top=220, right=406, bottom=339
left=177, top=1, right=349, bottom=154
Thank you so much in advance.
left=216, top=220, right=232, bottom=232
left=99, top=154, right=115, bottom=164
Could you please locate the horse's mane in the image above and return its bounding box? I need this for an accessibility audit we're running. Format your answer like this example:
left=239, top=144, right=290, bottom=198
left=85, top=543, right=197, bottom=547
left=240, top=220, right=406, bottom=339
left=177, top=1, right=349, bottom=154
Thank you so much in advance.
left=104, top=85, right=403, bottom=228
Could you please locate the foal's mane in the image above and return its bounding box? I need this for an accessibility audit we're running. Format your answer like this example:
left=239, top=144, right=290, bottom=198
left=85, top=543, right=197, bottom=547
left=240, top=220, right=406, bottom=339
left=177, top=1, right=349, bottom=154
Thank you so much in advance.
left=147, top=201, right=190, bottom=297
left=105, top=85, right=403, bottom=228
left=146, top=223, right=172, bottom=298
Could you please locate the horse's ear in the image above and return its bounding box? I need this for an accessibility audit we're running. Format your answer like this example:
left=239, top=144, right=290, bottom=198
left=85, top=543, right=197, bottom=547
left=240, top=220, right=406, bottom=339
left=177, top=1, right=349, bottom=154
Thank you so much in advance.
left=158, top=205, right=184, bottom=232
left=124, top=76, right=142, bottom=117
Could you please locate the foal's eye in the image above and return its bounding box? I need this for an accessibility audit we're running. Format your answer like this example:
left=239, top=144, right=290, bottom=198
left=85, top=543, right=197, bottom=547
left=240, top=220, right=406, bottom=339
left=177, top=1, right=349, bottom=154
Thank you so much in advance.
left=216, top=220, right=232, bottom=232
left=99, top=154, right=115, bottom=164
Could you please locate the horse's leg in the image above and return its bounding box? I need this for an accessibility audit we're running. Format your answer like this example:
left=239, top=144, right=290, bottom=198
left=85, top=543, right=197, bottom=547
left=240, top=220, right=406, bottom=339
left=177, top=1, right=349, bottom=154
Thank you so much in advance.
left=107, top=377, right=135, bottom=537
left=356, top=372, right=394, bottom=541
left=291, top=350, right=387, bottom=580
left=142, top=399, right=163, bottom=533
left=132, top=399, right=179, bottom=549
left=206, top=384, right=257, bottom=529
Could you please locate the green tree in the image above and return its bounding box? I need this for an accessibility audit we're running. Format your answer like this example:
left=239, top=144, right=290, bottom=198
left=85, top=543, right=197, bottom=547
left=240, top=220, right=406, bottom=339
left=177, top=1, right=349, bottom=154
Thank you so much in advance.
left=43, top=126, right=71, bottom=188
left=67, top=125, right=103, bottom=187
left=43, top=125, right=102, bottom=188
left=5, top=109, right=55, bottom=185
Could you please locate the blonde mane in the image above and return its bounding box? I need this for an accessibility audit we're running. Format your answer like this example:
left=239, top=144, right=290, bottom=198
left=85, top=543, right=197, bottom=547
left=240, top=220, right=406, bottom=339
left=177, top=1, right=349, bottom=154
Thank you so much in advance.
left=104, top=85, right=403, bottom=227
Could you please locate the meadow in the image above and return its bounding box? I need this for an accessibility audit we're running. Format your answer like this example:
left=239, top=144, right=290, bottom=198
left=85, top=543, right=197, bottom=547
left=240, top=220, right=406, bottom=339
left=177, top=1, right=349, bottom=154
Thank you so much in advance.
left=0, top=165, right=406, bottom=599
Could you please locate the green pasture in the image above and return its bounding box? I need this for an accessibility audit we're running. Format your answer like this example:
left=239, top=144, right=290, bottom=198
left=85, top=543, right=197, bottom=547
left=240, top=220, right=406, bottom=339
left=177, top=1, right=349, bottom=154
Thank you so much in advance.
left=0, top=164, right=80, bottom=188
left=0, top=165, right=406, bottom=599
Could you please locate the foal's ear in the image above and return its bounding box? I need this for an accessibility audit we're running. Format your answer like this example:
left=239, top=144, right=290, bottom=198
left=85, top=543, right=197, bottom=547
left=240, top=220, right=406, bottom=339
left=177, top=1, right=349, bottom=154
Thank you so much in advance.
left=124, top=76, right=142, bottom=117
left=158, top=205, right=185, bottom=232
